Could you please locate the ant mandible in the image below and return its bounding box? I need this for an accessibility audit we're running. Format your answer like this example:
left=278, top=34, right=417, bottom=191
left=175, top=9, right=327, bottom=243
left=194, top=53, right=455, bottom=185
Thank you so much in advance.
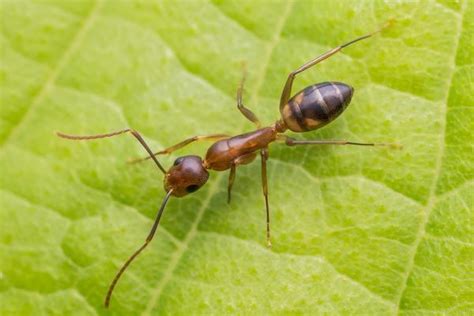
left=57, top=26, right=399, bottom=308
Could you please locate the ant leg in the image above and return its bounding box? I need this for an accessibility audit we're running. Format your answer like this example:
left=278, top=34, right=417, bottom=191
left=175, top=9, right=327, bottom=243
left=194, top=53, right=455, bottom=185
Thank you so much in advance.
left=227, top=152, right=257, bottom=203
left=57, top=129, right=166, bottom=174
left=282, top=135, right=402, bottom=149
left=237, top=66, right=261, bottom=127
left=227, top=164, right=236, bottom=203
left=280, top=27, right=386, bottom=110
left=260, top=147, right=272, bottom=248
left=129, top=134, right=229, bottom=164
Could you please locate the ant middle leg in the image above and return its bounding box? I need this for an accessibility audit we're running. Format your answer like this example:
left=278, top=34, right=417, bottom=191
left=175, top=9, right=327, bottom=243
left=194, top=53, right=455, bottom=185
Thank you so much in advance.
left=260, top=147, right=271, bottom=248
left=236, top=66, right=261, bottom=127
left=280, top=27, right=386, bottom=110
left=129, top=134, right=229, bottom=164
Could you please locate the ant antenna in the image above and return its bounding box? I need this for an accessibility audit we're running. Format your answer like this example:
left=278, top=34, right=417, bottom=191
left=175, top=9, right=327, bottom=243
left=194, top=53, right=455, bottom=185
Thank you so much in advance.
left=57, top=129, right=167, bottom=174
left=104, top=189, right=174, bottom=308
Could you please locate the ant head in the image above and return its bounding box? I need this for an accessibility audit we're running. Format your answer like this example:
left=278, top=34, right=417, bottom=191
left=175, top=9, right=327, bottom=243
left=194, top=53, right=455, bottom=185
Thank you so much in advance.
left=164, top=155, right=209, bottom=197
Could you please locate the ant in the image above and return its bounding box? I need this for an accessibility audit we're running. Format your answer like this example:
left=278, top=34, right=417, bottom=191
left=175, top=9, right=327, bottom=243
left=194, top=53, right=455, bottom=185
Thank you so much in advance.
left=57, top=26, right=400, bottom=308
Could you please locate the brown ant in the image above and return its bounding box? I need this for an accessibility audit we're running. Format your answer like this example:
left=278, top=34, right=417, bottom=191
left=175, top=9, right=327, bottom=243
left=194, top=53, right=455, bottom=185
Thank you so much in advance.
left=57, top=26, right=400, bottom=308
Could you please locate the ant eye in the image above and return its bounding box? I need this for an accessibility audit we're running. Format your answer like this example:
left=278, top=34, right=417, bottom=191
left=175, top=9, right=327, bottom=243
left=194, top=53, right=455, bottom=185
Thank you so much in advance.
left=174, top=157, right=185, bottom=166
left=186, top=184, right=199, bottom=193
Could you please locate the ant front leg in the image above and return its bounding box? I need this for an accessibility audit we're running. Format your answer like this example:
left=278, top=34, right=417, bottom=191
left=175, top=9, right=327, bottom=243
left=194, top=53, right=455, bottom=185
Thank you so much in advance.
left=260, top=147, right=272, bottom=248
left=227, top=164, right=236, bottom=204
left=129, top=134, right=229, bottom=164
left=227, top=152, right=257, bottom=204
left=236, top=66, right=261, bottom=127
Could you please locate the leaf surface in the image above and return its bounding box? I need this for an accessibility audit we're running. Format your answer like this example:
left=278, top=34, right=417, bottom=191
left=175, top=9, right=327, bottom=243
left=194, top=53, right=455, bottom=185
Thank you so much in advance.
left=0, top=0, right=472, bottom=315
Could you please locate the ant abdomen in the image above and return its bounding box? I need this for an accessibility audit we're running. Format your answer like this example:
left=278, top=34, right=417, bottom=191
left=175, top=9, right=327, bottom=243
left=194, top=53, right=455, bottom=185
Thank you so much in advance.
left=280, top=82, right=354, bottom=132
left=57, top=28, right=396, bottom=308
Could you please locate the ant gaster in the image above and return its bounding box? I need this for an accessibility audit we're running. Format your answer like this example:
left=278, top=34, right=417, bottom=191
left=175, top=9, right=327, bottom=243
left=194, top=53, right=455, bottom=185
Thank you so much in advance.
left=57, top=26, right=400, bottom=308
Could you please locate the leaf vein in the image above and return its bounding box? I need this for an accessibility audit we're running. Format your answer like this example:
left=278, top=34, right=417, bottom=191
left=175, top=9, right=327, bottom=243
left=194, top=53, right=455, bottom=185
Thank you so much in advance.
left=142, top=2, right=295, bottom=313
left=197, top=231, right=396, bottom=308
left=394, top=2, right=468, bottom=313
left=1, top=0, right=104, bottom=146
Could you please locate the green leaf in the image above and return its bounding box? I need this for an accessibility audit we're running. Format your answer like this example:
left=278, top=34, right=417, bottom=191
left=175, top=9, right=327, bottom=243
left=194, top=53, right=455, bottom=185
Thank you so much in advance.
left=1, top=0, right=472, bottom=315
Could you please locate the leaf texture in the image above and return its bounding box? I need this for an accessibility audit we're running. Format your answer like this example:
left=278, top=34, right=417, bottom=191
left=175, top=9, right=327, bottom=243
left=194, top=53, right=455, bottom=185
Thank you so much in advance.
left=0, top=0, right=472, bottom=315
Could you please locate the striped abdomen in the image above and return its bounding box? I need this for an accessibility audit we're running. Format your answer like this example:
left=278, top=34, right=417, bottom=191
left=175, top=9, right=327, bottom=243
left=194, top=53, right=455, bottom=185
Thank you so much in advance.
left=280, top=82, right=354, bottom=132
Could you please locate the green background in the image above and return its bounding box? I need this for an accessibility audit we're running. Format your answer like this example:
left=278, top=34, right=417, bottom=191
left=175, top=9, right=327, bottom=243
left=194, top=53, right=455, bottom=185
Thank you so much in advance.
left=0, top=0, right=472, bottom=315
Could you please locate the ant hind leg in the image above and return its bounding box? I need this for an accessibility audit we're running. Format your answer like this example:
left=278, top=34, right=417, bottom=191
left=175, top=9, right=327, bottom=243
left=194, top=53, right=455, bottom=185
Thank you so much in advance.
left=279, top=27, right=387, bottom=110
